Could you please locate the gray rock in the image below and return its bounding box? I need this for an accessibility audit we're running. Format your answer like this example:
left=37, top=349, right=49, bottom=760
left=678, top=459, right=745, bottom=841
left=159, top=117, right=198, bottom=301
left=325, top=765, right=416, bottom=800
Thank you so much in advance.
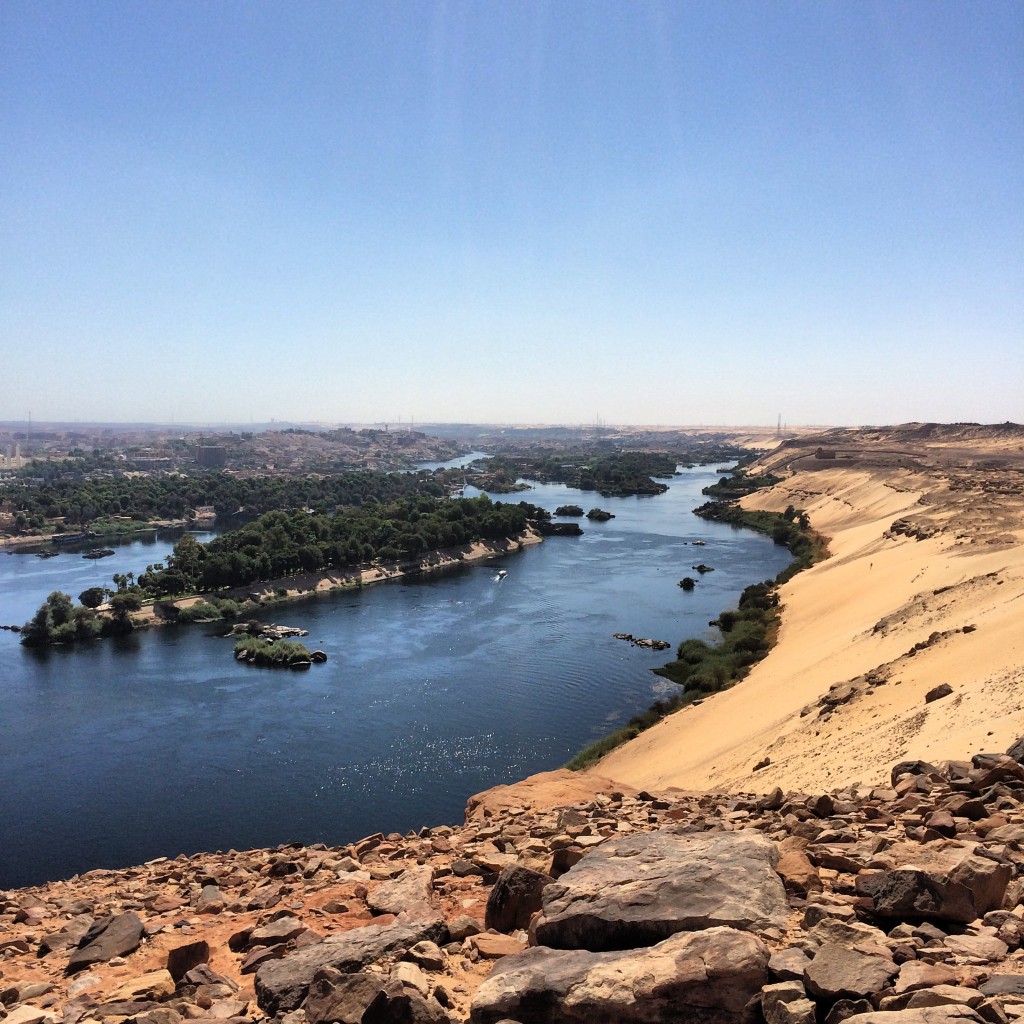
left=66, top=913, right=145, bottom=975
left=362, top=980, right=455, bottom=1023
left=533, top=829, right=788, bottom=952
left=254, top=916, right=446, bottom=1014
left=769, top=947, right=813, bottom=981
left=980, top=975, right=1024, bottom=996
left=196, top=885, right=225, bottom=914
left=470, top=927, right=769, bottom=1024
left=486, top=866, right=554, bottom=934
left=367, top=865, right=436, bottom=916
left=837, top=1008, right=984, bottom=1023
left=303, top=967, right=384, bottom=1024
left=804, top=943, right=897, bottom=1001
left=39, top=915, right=93, bottom=956
left=763, top=982, right=813, bottom=1024
left=825, top=1001, right=874, bottom=1024
left=867, top=844, right=1011, bottom=923
left=249, top=916, right=305, bottom=947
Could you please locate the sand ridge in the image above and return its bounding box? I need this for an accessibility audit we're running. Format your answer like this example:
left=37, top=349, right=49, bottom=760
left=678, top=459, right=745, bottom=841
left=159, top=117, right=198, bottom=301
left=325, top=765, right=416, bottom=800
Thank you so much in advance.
left=595, top=424, right=1024, bottom=795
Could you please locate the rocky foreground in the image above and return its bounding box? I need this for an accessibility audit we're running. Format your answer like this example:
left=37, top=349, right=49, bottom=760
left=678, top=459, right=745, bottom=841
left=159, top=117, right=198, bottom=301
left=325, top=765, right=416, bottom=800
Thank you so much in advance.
left=5, top=744, right=1024, bottom=1023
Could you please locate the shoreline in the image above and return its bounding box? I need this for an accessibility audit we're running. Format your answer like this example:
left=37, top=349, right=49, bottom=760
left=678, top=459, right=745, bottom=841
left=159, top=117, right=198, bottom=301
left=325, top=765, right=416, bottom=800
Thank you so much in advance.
left=130, top=529, right=543, bottom=627
left=593, top=426, right=1024, bottom=794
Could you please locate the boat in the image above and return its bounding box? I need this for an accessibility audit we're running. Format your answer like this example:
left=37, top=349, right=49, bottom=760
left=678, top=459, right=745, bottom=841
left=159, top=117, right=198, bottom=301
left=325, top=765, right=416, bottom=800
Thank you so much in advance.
left=82, top=548, right=116, bottom=559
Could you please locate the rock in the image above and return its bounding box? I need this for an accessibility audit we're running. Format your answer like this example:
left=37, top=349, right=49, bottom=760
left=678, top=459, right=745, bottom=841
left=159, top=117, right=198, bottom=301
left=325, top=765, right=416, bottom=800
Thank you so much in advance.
left=254, top=916, right=446, bottom=1014
left=447, top=916, right=484, bottom=941
left=391, top=962, right=430, bottom=997
left=109, top=970, right=176, bottom=1002
left=763, top=982, right=816, bottom=1024
left=166, top=940, right=210, bottom=982
left=867, top=844, right=1012, bottom=923
left=404, top=940, right=445, bottom=971
left=1005, top=736, right=1024, bottom=763
left=980, top=975, right=1024, bottom=995
left=532, top=829, right=788, bottom=951
left=894, top=962, right=960, bottom=994
left=469, top=933, right=527, bottom=960
left=825, top=1001, right=874, bottom=1024
left=485, top=865, right=554, bottom=933
left=195, top=885, right=226, bottom=914
left=832, top=1009, right=985, bottom=1023
left=803, top=943, right=898, bottom=1001
left=777, top=849, right=823, bottom=896
left=367, top=865, right=435, bottom=916
left=926, top=684, right=954, bottom=703
left=942, top=933, right=1008, bottom=962
left=362, top=980, right=455, bottom=1024
left=2, top=1007, right=59, bottom=1024
left=249, top=915, right=305, bottom=947
left=39, top=915, right=93, bottom=955
left=303, top=967, right=385, bottom=1024
left=891, top=761, right=940, bottom=787
left=471, top=926, right=767, bottom=1024
left=769, top=947, right=813, bottom=980
left=66, top=912, right=145, bottom=975
left=240, top=944, right=287, bottom=974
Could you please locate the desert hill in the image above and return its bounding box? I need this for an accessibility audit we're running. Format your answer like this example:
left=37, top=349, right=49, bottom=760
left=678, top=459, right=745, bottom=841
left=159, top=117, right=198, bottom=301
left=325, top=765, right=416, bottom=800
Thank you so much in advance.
left=596, top=422, right=1024, bottom=796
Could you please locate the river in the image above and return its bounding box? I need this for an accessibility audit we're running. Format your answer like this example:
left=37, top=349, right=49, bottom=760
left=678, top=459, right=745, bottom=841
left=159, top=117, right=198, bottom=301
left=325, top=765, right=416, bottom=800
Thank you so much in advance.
left=0, top=467, right=791, bottom=888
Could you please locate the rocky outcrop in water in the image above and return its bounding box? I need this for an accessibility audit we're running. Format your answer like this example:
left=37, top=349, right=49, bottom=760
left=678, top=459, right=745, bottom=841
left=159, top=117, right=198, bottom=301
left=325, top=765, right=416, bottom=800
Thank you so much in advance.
left=4, top=745, right=1024, bottom=1022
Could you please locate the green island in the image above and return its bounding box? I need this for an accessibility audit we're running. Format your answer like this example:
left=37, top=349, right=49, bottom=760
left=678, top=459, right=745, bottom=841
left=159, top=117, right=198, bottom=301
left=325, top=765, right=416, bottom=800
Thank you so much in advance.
left=565, top=480, right=828, bottom=770
left=233, top=635, right=315, bottom=669
left=465, top=450, right=681, bottom=496
left=20, top=494, right=549, bottom=646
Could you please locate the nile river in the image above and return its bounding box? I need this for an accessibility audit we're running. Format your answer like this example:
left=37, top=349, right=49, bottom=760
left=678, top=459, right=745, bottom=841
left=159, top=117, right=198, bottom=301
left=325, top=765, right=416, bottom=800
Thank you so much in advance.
left=0, top=467, right=791, bottom=888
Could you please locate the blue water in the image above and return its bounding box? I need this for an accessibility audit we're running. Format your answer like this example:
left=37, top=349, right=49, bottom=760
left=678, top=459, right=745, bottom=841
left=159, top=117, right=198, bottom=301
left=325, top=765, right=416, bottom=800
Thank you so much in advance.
left=0, top=469, right=790, bottom=888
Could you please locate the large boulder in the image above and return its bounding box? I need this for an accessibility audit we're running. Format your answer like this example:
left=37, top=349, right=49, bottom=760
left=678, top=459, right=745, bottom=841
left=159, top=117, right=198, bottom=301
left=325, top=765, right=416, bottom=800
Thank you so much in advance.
left=803, top=943, right=898, bottom=1001
left=303, top=967, right=385, bottom=1024
left=254, top=917, right=446, bottom=1015
left=367, top=865, right=436, bottom=917
left=486, top=865, right=554, bottom=934
left=861, top=842, right=1012, bottom=923
left=532, top=829, right=788, bottom=951
left=470, top=926, right=769, bottom=1024
left=66, top=913, right=145, bottom=975
left=838, top=1009, right=985, bottom=1023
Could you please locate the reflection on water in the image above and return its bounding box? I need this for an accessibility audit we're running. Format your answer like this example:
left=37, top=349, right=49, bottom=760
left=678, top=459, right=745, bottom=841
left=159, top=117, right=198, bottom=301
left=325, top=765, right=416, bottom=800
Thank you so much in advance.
left=0, top=469, right=790, bottom=887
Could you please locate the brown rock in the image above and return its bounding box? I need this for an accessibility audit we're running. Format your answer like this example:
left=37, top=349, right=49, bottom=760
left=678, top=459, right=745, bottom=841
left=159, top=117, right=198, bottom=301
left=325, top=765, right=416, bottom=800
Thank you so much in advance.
left=470, top=926, right=769, bottom=1024
left=803, top=943, right=897, bottom=1000
left=533, top=829, right=788, bottom=952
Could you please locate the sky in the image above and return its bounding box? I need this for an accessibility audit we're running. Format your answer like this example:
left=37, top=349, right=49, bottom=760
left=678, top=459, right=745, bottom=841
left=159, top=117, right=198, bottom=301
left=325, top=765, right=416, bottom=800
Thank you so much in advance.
left=2, top=1, right=1022, bottom=428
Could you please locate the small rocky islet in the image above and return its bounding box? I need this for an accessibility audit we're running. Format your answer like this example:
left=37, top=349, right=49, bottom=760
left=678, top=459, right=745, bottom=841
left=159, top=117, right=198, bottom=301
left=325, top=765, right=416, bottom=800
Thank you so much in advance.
left=5, top=741, right=1024, bottom=1022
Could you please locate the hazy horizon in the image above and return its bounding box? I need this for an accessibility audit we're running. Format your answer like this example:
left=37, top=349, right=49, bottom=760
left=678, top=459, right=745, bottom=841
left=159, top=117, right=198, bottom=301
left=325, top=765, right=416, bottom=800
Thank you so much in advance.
left=3, top=2, right=1022, bottom=426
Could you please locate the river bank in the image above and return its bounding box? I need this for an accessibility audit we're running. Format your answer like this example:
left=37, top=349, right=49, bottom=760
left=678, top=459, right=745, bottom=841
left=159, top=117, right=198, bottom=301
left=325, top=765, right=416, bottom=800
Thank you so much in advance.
left=594, top=423, right=1024, bottom=794
left=128, top=530, right=543, bottom=627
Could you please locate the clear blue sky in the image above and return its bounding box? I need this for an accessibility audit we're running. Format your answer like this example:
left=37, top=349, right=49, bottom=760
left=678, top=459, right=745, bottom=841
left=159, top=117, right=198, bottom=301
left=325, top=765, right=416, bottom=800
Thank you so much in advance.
left=2, top=1, right=1022, bottom=427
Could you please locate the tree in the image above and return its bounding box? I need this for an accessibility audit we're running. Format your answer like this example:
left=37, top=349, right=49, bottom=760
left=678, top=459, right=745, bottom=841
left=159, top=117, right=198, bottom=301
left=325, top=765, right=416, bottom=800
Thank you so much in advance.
left=79, top=586, right=108, bottom=609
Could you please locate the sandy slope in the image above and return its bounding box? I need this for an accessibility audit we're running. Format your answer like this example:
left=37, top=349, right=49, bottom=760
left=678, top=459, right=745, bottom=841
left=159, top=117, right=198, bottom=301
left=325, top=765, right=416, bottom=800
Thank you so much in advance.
left=596, top=425, right=1024, bottom=794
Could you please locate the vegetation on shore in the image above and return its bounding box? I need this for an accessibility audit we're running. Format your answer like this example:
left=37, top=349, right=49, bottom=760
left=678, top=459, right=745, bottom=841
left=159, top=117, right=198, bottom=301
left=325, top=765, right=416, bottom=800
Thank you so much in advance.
left=472, top=451, right=679, bottom=496
left=20, top=494, right=550, bottom=646
left=565, top=486, right=828, bottom=771
left=1, top=468, right=451, bottom=533
left=233, top=636, right=314, bottom=668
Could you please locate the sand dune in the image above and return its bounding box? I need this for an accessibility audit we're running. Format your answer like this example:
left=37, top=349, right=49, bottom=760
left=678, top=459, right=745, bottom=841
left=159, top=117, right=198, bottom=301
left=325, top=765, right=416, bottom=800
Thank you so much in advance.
left=596, top=424, right=1024, bottom=794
